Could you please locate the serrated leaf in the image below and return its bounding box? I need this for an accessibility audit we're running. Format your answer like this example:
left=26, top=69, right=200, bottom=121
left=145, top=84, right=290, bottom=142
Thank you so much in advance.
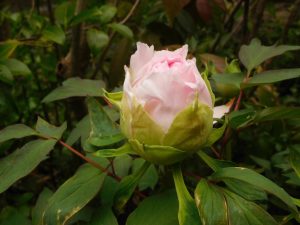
left=35, top=117, right=67, bottom=139
left=109, top=23, right=133, bottom=39
left=210, top=167, right=298, bottom=214
left=1, top=58, right=31, bottom=76
left=87, top=97, right=124, bottom=147
left=42, top=77, right=105, bottom=103
left=239, top=39, right=300, bottom=72
left=42, top=25, right=66, bottom=45
left=0, top=139, right=56, bottom=193
left=0, top=124, right=38, bottom=143
left=172, top=165, right=201, bottom=225
left=126, top=190, right=179, bottom=225
left=42, top=163, right=108, bottom=225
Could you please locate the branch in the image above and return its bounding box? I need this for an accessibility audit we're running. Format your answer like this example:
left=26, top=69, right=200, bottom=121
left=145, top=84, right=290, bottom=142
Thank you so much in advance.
left=58, top=140, right=121, bottom=181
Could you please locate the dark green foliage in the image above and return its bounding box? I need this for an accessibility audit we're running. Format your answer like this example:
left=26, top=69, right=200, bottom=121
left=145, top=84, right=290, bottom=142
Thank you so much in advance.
left=0, top=0, right=300, bottom=224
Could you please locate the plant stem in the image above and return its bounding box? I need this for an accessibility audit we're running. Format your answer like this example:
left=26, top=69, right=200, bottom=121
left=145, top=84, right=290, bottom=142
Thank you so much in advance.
left=58, top=140, right=121, bottom=181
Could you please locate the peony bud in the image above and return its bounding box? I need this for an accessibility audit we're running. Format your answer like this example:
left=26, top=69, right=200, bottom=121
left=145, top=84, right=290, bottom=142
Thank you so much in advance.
left=106, top=43, right=229, bottom=165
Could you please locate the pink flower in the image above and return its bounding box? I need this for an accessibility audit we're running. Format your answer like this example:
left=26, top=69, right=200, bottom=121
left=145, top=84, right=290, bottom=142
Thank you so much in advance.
left=123, top=42, right=214, bottom=132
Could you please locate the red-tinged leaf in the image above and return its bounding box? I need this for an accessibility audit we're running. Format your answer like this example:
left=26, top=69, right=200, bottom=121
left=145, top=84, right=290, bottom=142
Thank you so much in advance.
left=199, top=53, right=226, bottom=73
left=196, top=0, right=212, bottom=22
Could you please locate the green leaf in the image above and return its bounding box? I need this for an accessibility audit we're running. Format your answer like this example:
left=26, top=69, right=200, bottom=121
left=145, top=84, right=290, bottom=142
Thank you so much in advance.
left=195, top=179, right=228, bottom=225
left=87, top=97, right=124, bottom=147
left=197, top=151, right=236, bottom=172
left=113, top=154, right=133, bottom=177
left=172, top=165, right=201, bottom=225
left=195, top=179, right=277, bottom=225
left=54, top=2, right=75, bottom=27
left=126, top=190, right=179, bottom=225
left=236, top=107, right=300, bottom=128
left=42, top=163, right=107, bottom=225
left=42, top=77, right=105, bottom=103
left=35, top=117, right=67, bottom=139
left=0, top=64, right=13, bottom=84
left=239, top=38, right=300, bottom=72
left=224, top=189, right=278, bottom=225
left=32, top=188, right=53, bottom=225
left=87, top=29, right=109, bottom=53
left=94, top=143, right=135, bottom=158
left=289, top=145, right=300, bottom=177
left=0, top=206, right=31, bottom=225
left=0, top=124, right=37, bottom=143
left=0, top=139, right=56, bottom=194
left=0, top=40, right=20, bottom=59
left=205, top=119, right=227, bottom=146
left=66, top=115, right=90, bottom=147
left=211, top=73, right=244, bottom=89
left=242, top=68, right=300, bottom=88
left=90, top=207, right=118, bottom=225
left=103, top=90, right=123, bottom=108
left=132, top=158, right=159, bottom=191
left=114, top=161, right=150, bottom=212
left=228, top=109, right=256, bottom=129
left=70, top=5, right=117, bottom=25
left=210, top=167, right=298, bottom=214
left=197, top=152, right=266, bottom=201
left=1, top=58, right=31, bottom=76
left=109, top=23, right=133, bottom=39
left=225, top=179, right=267, bottom=201
left=42, top=25, right=66, bottom=45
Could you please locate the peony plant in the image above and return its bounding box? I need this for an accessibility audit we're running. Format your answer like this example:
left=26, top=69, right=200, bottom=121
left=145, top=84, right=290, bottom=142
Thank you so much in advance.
left=106, top=43, right=229, bottom=165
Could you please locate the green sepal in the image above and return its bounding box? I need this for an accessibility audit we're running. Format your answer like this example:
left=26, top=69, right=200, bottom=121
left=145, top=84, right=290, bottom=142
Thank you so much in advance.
left=122, top=96, right=165, bottom=145
left=204, top=117, right=227, bottom=147
left=103, top=89, right=123, bottom=108
left=93, top=143, right=137, bottom=158
left=129, top=139, right=188, bottom=165
left=164, top=100, right=213, bottom=152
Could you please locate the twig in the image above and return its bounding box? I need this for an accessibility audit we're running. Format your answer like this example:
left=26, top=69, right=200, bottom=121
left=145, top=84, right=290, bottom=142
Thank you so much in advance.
left=210, top=146, right=221, bottom=159
left=58, top=140, right=121, bottom=181
left=242, top=0, right=249, bottom=42
left=91, top=0, right=140, bottom=79
left=251, top=0, right=267, bottom=38
left=70, top=0, right=86, bottom=77
left=120, top=0, right=140, bottom=24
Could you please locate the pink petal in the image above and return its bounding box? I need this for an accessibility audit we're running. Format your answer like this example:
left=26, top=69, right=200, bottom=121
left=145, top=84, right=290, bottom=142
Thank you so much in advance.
left=130, top=42, right=154, bottom=77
